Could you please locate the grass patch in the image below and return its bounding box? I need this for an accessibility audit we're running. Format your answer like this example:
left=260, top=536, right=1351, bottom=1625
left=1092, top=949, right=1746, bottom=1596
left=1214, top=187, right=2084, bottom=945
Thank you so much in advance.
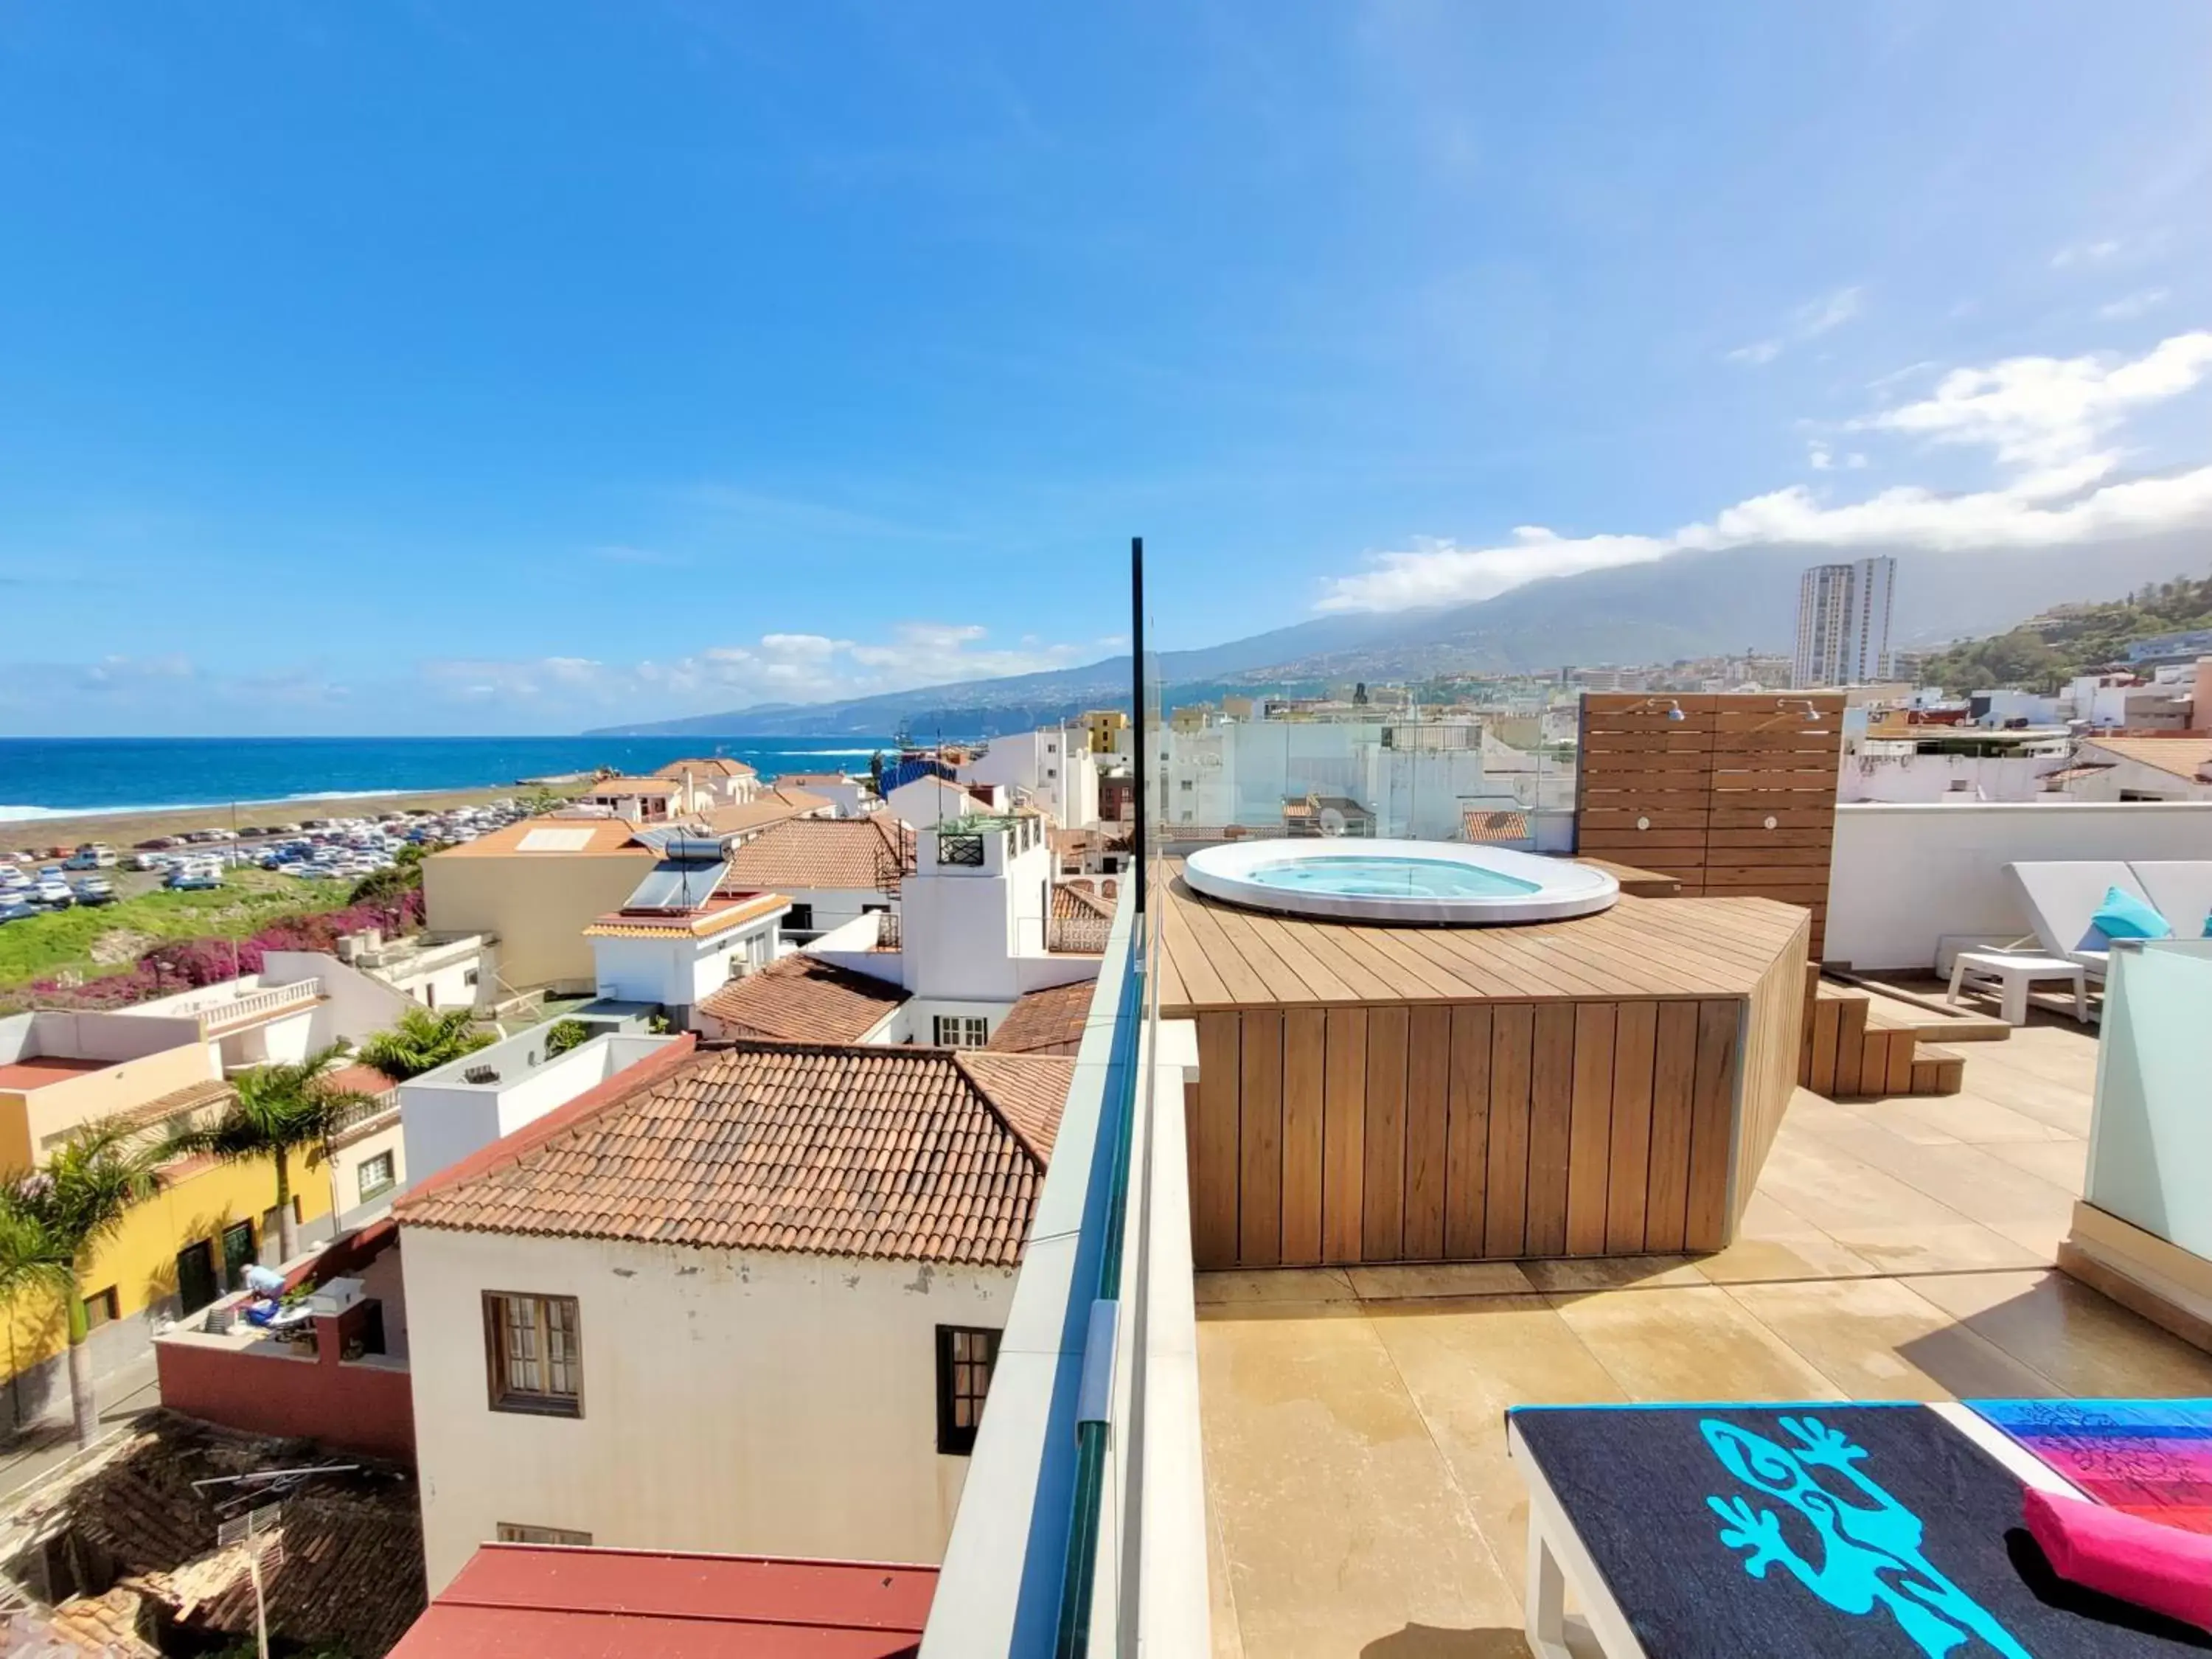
left=0, top=869, right=355, bottom=988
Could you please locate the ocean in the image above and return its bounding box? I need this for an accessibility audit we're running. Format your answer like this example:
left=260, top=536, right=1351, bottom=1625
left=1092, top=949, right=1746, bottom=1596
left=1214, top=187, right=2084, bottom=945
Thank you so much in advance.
left=0, top=737, right=900, bottom=821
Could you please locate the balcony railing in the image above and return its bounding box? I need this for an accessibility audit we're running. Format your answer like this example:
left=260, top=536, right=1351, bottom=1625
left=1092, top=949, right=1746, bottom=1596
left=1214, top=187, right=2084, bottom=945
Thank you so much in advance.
left=922, top=875, right=1209, bottom=1655
left=196, top=976, right=321, bottom=1037
left=1046, top=914, right=1110, bottom=955
left=874, top=910, right=902, bottom=950
left=328, top=1087, right=401, bottom=1145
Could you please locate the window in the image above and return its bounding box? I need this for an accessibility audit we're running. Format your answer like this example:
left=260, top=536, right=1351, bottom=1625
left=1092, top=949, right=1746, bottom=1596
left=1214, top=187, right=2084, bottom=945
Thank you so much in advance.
left=933, top=1015, right=989, bottom=1048
left=484, top=1293, right=583, bottom=1416
left=84, top=1287, right=119, bottom=1329
left=497, top=1523, right=592, bottom=1546
left=785, top=902, right=815, bottom=932
left=936, top=1326, right=1001, bottom=1455
left=862, top=902, right=890, bottom=915
left=464, top=967, right=480, bottom=988
left=358, top=1151, right=396, bottom=1203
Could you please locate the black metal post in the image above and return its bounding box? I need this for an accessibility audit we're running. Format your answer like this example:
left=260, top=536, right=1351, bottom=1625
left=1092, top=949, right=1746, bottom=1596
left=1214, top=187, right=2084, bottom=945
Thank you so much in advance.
left=1130, top=536, right=1147, bottom=916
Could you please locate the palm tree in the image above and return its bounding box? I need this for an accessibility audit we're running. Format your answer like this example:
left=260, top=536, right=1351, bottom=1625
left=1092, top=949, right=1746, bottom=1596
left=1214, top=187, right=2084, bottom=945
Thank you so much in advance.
left=164, top=1045, right=374, bottom=1262
left=355, top=1006, right=493, bottom=1082
left=0, top=1119, right=164, bottom=1446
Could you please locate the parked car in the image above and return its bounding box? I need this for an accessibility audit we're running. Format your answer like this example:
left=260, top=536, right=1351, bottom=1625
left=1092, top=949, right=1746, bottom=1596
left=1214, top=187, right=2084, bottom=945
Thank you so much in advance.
left=72, top=877, right=116, bottom=905
left=33, top=877, right=74, bottom=907
left=128, top=851, right=162, bottom=871
left=166, top=863, right=222, bottom=891
left=0, top=901, right=37, bottom=925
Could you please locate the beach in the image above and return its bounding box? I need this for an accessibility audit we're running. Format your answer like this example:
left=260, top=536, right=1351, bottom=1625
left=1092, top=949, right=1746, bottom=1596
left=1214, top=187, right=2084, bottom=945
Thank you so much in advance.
left=0, top=784, right=535, bottom=858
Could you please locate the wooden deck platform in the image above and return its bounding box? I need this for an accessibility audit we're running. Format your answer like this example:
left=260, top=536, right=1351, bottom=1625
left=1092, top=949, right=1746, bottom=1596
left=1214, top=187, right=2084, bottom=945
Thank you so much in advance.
left=1157, top=867, right=1812, bottom=1271
left=1155, top=871, right=1808, bottom=1014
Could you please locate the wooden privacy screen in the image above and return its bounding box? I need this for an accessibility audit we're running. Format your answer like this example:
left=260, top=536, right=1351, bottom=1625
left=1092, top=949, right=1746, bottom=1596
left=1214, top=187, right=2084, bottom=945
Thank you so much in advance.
left=1184, top=941, right=1806, bottom=1270
left=1574, top=692, right=1846, bottom=959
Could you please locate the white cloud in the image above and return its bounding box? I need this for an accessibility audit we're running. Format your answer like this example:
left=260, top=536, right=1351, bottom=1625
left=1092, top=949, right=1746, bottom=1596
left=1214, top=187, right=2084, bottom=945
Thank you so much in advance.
left=1318, top=329, right=2212, bottom=613
left=2051, top=238, right=2122, bottom=268
left=419, top=620, right=1098, bottom=715
left=1726, top=285, right=1863, bottom=366
left=1857, top=330, right=2212, bottom=473
left=2098, top=288, right=2171, bottom=321
left=1807, top=443, right=1834, bottom=471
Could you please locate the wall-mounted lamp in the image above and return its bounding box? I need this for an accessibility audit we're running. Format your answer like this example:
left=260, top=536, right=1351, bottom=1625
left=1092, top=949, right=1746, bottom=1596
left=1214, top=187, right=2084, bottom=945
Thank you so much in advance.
left=1627, top=697, right=1687, bottom=723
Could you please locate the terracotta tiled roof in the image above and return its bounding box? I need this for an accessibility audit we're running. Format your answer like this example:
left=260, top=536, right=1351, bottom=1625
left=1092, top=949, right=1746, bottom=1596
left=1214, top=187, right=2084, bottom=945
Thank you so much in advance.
left=2082, top=736, right=2212, bottom=782
left=695, top=954, right=909, bottom=1043
left=326, top=1062, right=401, bottom=1097
left=37, top=1587, right=159, bottom=1655
left=119, top=1077, right=236, bottom=1130
left=1051, top=883, right=1115, bottom=921
left=1462, top=809, right=1530, bottom=844
left=432, top=815, right=650, bottom=859
left=654, top=757, right=757, bottom=779
left=718, top=816, right=913, bottom=894
left=986, top=979, right=1098, bottom=1058
left=694, top=790, right=837, bottom=838
left=586, top=776, right=682, bottom=796
left=400, top=1042, right=1075, bottom=1266
left=580, top=891, right=788, bottom=939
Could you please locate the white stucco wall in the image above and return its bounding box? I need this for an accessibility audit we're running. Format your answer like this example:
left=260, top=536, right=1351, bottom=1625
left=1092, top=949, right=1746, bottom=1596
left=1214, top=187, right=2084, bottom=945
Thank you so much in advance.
left=900, top=836, right=1054, bottom=1002
left=775, top=885, right=891, bottom=938
left=403, top=1227, right=1013, bottom=1593
left=588, top=921, right=776, bottom=1010
left=262, top=950, right=418, bottom=1045
left=400, top=1034, right=678, bottom=1189
left=1824, top=801, right=2212, bottom=970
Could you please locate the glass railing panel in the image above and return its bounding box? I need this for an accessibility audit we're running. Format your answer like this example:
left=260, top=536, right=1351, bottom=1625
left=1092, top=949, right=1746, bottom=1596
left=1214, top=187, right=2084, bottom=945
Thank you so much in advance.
left=2084, top=938, right=2212, bottom=1256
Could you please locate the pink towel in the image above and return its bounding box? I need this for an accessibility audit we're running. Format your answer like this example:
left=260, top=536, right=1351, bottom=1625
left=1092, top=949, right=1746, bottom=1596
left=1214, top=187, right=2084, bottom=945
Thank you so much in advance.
left=2024, top=1486, right=2212, bottom=1633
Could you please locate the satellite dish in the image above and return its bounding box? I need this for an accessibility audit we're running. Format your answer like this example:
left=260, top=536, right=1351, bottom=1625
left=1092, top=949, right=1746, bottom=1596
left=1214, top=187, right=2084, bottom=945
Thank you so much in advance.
left=1318, top=807, right=1349, bottom=838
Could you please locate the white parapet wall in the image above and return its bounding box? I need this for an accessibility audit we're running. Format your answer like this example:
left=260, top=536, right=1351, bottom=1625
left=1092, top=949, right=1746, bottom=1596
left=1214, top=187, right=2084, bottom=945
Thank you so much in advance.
left=1826, top=801, right=2212, bottom=970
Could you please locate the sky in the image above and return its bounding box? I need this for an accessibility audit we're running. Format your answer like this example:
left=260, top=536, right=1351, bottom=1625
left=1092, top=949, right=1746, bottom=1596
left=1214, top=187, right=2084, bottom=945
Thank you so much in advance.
left=2, top=1, right=2209, bottom=735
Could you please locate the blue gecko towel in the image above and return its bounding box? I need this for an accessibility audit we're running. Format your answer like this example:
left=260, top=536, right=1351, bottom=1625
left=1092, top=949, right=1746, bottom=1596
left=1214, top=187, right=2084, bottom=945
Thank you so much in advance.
left=1510, top=1402, right=2212, bottom=1656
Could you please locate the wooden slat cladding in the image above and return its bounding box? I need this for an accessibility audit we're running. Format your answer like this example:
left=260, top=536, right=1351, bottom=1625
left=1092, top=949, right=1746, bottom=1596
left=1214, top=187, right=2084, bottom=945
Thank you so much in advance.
left=1184, top=992, right=1793, bottom=1268
left=1576, top=692, right=1844, bottom=956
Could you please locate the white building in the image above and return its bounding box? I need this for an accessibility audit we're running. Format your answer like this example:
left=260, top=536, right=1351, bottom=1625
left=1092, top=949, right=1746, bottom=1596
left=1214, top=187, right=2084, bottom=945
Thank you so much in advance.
left=396, top=1040, right=1074, bottom=1593
left=960, top=727, right=1099, bottom=830
left=577, top=839, right=788, bottom=1026
left=886, top=773, right=1000, bottom=830
left=653, top=756, right=760, bottom=807
left=771, top=771, right=877, bottom=818
left=2054, top=737, right=2212, bottom=802
left=398, top=1026, right=682, bottom=1189
left=1794, top=556, right=1896, bottom=687
left=803, top=814, right=1101, bottom=1050
left=714, top=816, right=911, bottom=942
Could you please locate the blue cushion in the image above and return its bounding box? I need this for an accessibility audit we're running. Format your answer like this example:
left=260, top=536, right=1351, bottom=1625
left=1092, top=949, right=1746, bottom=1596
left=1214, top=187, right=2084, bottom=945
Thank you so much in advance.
left=2202, top=911, right=2212, bottom=939
left=2091, top=886, right=2172, bottom=942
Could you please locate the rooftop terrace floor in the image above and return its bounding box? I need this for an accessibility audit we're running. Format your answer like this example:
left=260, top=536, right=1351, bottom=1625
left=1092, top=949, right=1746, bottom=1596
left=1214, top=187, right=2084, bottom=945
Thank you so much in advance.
left=1197, top=1009, right=2212, bottom=1658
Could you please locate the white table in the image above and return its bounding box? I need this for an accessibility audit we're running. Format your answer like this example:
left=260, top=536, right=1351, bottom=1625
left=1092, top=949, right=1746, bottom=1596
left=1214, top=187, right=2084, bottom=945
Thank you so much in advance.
left=1947, top=950, right=2090, bottom=1026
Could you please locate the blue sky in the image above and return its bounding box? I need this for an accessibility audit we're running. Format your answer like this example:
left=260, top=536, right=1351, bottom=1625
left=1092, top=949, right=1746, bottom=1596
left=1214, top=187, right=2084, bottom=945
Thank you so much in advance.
left=3, top=1, right=2209, bottom=734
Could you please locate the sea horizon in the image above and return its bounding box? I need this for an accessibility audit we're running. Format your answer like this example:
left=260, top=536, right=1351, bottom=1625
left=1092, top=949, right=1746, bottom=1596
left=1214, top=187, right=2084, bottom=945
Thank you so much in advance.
left=0, top=734, right=900, bottom=821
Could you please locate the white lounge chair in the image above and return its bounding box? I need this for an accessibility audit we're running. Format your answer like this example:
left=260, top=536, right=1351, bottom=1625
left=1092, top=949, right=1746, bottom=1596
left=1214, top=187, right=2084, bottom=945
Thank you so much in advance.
left=2130, top=861, right=2212, bottom=942
left=2003, top=860, right=2153, bottom=984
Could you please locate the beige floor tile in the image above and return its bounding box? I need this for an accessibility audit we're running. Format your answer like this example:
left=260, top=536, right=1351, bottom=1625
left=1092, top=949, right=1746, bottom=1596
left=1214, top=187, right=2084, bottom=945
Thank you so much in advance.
left=1368, top=1293, right=1626, bottom=1594
left=1751, top=1138, right=1979, bottom=1234
left=1206, top=1467, right=1248, bottom=1659
left=1731, top=1189, right=1832, bottom=1240
left=1347, top=1262, right=1536, bottom=1301
left=1905, top=1269, right=2212, bottom=1397
left=1869, top=1090, right=2075, bottom=1147
left=1803, top=1119, right=2078, bottom=1239
left=1720, top=1276, right=2057, bottom=1401
left=1694, top=1231, right=1885, bottom=1284
left=1195, top=1268, right=1357, bottom=1304
left=1520, top=1256, right=1707, bottom=1293
left=1983, top=1137, right=2089, bottom=1196
left=1197, top=1307, right=1520, bottom=1656
left=1546, top=1283, right=1843, bottom=1401
left=1821, top=1220, right=2051, bottom=1275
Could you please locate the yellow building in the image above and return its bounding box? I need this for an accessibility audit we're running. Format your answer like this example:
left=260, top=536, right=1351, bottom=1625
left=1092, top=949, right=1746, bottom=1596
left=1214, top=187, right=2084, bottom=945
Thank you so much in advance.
left=1081, top=709, right=1129, bottom=755
left=0, top=1011, right=343, bottom=1401
left=422, top=816, right=656, bottom=993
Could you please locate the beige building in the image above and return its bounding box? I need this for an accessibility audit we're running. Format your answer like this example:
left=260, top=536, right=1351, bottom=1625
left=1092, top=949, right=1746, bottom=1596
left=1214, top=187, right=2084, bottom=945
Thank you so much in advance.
left=396, top=1040, right=1073, bottom=1594
left=653, top=756, right=760, bottom=807
left=421, top=818, right=655, bottom=993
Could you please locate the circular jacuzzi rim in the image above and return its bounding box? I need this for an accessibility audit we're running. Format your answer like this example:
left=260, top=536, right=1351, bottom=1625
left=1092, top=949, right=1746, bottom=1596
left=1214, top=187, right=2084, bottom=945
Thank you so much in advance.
left=1182, top=837, right=1618, bottom=925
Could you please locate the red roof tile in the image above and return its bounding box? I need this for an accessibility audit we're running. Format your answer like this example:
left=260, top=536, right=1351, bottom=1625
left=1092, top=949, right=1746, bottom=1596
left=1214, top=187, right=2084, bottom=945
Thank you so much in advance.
left=695, top=955, right=909, bottom=1043
left=717, top=818, right=913, bottom=894
left=985, top=980, right=1099, bottom=1059
left=390, top=1545, right=934, bottom=1659
left=398, top=1042, right=1074, bottom=1267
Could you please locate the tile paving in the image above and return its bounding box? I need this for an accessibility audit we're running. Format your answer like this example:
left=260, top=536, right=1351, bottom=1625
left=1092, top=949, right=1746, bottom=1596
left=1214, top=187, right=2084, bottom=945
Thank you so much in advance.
left=1197, top=1015, right=2212, bottom=1657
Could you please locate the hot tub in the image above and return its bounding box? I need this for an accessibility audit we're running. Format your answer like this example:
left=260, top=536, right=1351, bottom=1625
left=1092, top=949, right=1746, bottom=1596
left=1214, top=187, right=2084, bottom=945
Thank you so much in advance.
left=1181, top=838, right=1618, bottom=925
